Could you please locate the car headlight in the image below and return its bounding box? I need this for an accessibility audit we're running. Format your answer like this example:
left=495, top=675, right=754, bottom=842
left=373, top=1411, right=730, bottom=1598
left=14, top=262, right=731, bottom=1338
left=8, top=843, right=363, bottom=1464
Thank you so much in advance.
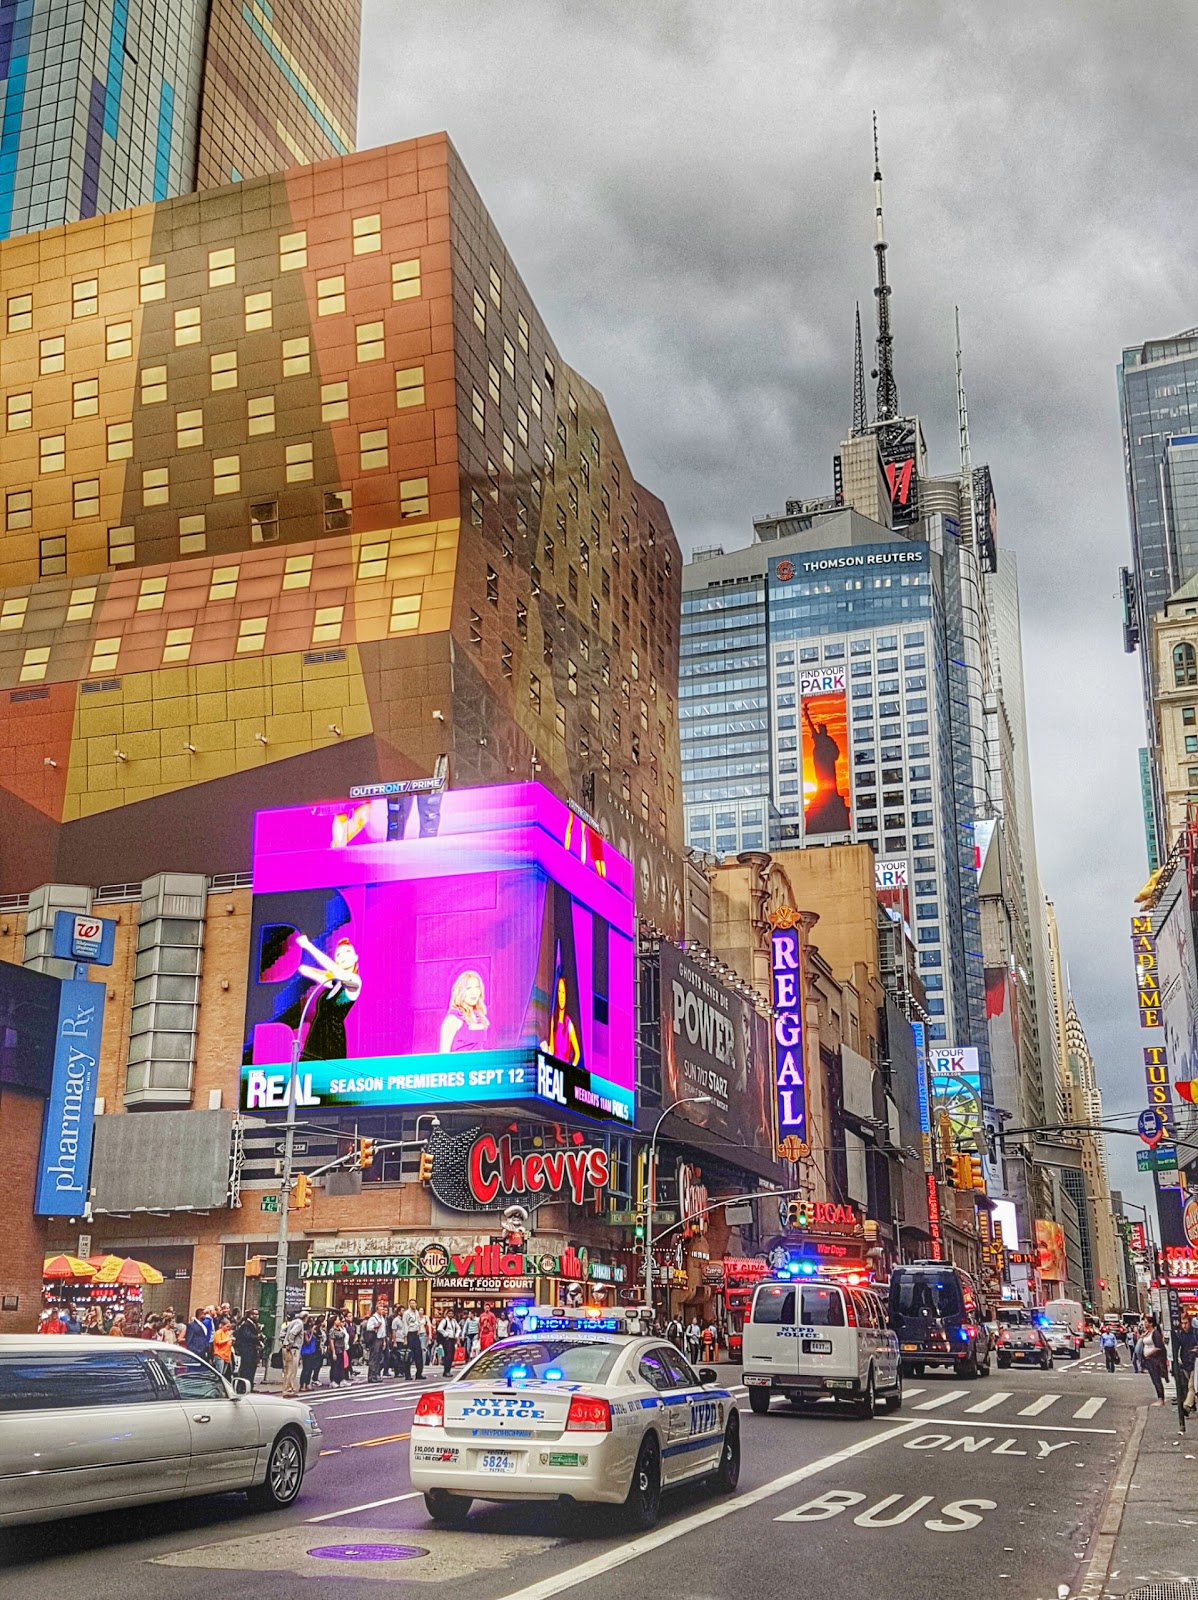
left=307, top=1409, right=320, bottom=1433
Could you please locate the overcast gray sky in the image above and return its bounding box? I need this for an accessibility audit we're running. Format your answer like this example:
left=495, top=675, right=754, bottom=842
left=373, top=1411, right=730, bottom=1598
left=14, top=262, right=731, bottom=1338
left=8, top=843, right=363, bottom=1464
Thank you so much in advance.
left=360, top=0, right=1197, bottom=1211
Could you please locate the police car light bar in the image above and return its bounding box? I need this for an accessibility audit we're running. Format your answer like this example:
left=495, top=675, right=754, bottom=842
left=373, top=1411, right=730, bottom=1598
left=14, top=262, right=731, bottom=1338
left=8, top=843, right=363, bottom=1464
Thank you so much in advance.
left=524, top=1313, right=622, bottom=1334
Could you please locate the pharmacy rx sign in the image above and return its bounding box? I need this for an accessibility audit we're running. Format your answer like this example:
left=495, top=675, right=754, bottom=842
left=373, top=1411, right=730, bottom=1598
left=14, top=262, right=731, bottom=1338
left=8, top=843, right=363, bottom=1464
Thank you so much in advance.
left=769, top=908, right=809, bottom=1159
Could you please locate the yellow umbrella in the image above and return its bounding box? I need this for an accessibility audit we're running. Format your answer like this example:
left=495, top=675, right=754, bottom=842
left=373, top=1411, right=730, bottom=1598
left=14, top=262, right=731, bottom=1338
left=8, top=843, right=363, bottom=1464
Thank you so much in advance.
left=92, top=1255, right=165, bottom=1286
left=43, top=1253, right=97, bottom=1280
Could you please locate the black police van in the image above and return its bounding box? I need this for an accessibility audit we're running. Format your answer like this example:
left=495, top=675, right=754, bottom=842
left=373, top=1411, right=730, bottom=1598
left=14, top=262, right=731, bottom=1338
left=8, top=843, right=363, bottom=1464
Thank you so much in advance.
left=887, top=1261, right=992, bottom=1379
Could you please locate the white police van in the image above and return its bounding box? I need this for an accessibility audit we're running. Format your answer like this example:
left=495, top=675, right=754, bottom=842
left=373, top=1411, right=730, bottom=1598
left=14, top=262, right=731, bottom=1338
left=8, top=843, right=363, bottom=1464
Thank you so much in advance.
left=742, top=1274, right=902, bottom=1417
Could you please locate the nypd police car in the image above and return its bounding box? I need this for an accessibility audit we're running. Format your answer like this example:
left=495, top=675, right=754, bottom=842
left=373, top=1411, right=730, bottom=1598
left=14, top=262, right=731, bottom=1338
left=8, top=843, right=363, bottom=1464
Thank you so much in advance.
left=408, top=1308, right=739, bottom=1529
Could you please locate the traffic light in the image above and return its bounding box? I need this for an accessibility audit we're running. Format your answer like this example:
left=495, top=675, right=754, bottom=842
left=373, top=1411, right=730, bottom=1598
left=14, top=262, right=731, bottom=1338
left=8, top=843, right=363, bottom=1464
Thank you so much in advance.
left=358, top=1137, right=375, bottom=1170
left=244, top=1255, right=263, bottom=1278
left=418, top=1148, right=434, bottom=1182
left=634, top=1212, right=645, bottom=1242
left=967, top=1154, right=984, bottom=1191
left=291, top=1173, right=313, bottom=1209
left=784, top=1199, right=810, bottom=1230
left=950, top=1154, right=974, bottom=1190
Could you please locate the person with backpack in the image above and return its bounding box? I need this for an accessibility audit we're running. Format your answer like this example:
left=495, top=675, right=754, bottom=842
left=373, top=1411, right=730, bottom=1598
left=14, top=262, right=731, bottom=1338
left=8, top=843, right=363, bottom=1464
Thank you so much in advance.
left=436, top=1310, right=460, bottom=1377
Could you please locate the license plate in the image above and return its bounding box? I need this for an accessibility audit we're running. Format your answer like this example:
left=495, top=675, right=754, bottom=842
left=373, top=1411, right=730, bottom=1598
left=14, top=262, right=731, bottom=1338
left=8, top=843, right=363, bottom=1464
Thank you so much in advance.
left=901, top=1343, right=918, bottom=1351
left=803, top=1339, right=833, bottom=1355
left=825, top=1378, right=853, bottom=1390
left=479, top=1452, right=517, bottom=1474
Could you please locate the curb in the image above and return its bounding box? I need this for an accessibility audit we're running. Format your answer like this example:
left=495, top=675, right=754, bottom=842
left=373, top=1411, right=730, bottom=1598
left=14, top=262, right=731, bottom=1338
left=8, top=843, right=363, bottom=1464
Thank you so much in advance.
left=1076, top=1404, right=1149, bottom=1600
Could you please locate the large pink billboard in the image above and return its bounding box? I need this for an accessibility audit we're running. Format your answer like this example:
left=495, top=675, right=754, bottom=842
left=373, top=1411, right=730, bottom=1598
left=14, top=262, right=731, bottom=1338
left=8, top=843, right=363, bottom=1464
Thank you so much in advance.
left=239, top=784, right=635, bottom=1124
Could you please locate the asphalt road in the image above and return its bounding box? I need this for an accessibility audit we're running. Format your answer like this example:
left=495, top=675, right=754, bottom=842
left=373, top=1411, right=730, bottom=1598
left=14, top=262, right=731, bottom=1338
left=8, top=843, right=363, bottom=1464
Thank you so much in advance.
left=0, top=1345, right=1148, bottom=1599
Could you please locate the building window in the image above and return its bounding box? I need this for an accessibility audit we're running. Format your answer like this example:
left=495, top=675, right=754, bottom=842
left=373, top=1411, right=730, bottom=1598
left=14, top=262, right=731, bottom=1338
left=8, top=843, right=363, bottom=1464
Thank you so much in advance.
left=89, top=636, right=120, bottom=675
left=531, top=378, right=542, bottom=420
left=107, top=421, right=133, bottom=461
left=244, top=290, right=272, bottom=331
left=472, top=388, right=485, bottom=433
left=250, top=501, right=279, bottom=542
left=486, top=566, right=499, bottom=605
left=395, top=366, right=424, bottom=409
left=142, top=466, right=169, bottom=506
left=6, top=391, right=31, bottom=430
left=179, top=513, right=206, bottom=554
left=138, top=263, right=165, bottom=302
left=247, top=395, right=275, bottom=435
left=108, top=526, right=135, bottom=565
left=72, top=277, right=98, bottom=317
left=40, top=335, right=65, bottom=374
left=501, top=640, right=513, bottom=678
left=358, top=541, right=389, bottom=580
left=473, top=288, right=487, bottom=334
left=283, top=553, right=313, bottom=589
left=529, top=673, right=541, bottom=713
left=360, top=429, right=388, bottom=470
left=39, top=534, right=66, bottom=577
left=469, top=608, right=482, bottom=647
left=279, top=231, right=307, bottom=271
left=283, top=336, right=310, bottom=376
left=20, top=646, right=50, bottom=683
left=211, top=350, right=237, bottom=391
left=318, top=275, right=345, bottom=316
left=140, top=365, right=166, bottom=405
left=162, top=626, right=194, bottom=664
left=1185, top=735, right=1198, bottom=755
left=353, top=213, right=381, bottom=254
left=1, top=596, right=28, bottom=630
left=39, top=433, right=65, bottom=473
left=5, top=490, right=32, bottom=531
left=137, top=575, right=167, bottom=611
left=324, top=489, right=352, bottom=531
left=517, top=311, right=529, bottom=353
left=7, top=291, right=32, bottom=330
left=503, top=335, right=515, bottom=380
left=176, top=409, right=203, bottom=448
left=392, top=258, right=421, bottom=300
left=65, top=586, right=96, bottom=621
left=173, top=308, right=200, bottom=348
left=400, top=476, right=428, bottom=517
left=312, top=605, right=344, bottom=644
left=237, top=616, right=267, bottom=653
left=390, top=594, right=419, bottom=633
left=209, top=247, right=236, bottom=287
left=73, top=377, right=99, bottom=417
left=356, top=320, right=384, bottom=361
left=72, top=478, right=99, bottom=519
left=209, top=566, right=238, bottom=601
left=502, top=432, right=514, bottom=473
left=286, top=442, right=313, bottom=482
left=1184, top=706, right=1198, bottom=727
left=317, top=380, right=348, bottom=422
left=213, top=456, right=240, bottom=495
left=488, top=362, right=501, bottom=406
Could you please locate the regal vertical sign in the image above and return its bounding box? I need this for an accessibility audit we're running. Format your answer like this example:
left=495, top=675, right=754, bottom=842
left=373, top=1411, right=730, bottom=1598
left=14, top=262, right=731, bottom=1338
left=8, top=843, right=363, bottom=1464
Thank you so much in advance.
left=769, top=909, right=809, bottom=1158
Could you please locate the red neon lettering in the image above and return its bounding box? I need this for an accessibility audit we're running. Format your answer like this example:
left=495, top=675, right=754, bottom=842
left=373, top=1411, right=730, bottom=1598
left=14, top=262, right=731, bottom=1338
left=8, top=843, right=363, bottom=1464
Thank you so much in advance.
left=469, top=1134, right=500, bottom=1205
left=542, top=1151, right=566, bottom=1189
left=499, top=1135, right=524, bottom=1192
left=524, top=1153, right=544, bottom=1192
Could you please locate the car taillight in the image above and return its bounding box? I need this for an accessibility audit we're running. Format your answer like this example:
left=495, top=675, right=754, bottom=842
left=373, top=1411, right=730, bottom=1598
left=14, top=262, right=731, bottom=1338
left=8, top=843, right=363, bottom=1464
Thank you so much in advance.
left=566, top=1395, right=612, bottom=1432
left=842, top=1295, right=858, bottom=1328
left=413, top=1391, right=445, bottom=1428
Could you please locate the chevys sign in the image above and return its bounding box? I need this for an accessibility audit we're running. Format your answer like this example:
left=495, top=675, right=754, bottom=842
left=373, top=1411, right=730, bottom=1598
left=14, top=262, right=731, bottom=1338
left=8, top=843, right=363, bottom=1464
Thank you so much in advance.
left=467, top=1132, right=610, bottom=1207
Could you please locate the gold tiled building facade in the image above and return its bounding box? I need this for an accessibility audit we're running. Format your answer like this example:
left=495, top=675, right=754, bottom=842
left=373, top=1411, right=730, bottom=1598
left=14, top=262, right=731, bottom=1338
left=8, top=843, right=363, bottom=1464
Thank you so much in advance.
left=0, top=133, right=685, bottom=924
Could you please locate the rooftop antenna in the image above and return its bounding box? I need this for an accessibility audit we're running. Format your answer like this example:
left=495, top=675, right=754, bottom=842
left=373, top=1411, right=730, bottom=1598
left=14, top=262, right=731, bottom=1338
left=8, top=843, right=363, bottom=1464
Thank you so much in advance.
left=851, top=302, right=868, bottom=436
left=871, top=111, right=900, bottom=424
left=954, top=305, right=971, bottom=481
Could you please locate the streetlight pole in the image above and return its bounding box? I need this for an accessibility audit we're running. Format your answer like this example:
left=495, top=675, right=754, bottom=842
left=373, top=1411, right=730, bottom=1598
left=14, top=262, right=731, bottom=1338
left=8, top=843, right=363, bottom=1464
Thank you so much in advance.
left=271, top=977, right=331, bottom=1368
left=643, top=1094, right=711, bottom=1322
left=1122, top=1198, right=1160, bottom=1311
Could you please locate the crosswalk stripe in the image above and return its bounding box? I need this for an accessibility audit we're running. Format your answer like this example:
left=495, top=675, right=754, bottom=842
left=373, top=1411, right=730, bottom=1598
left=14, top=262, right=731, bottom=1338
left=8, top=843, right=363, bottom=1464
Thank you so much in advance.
left=902, top=1387, right=925, bottom=1399
left=1017, top=1392, right=1060, bottom=1416
left=913, top=1388, right=968, bottom=1410
left=1073, top=1397, right=1106, bottom=1419
left=963, top=1390, right=1011, bottom=1414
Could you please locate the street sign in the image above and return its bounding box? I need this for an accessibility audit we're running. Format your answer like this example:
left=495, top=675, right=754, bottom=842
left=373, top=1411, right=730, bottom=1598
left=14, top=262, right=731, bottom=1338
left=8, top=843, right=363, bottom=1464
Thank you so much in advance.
left=1138, top=1108, right=1166, bottom=1145
left=260, top=1194, right=280, bottom=1212
left=1137, top=1149, right=1178, bottom=1171
left=274, top=1140, right=308, bottom=1156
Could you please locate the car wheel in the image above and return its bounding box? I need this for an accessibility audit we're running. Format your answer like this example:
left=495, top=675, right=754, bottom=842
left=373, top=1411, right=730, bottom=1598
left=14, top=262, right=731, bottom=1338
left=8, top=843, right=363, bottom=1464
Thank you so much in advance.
left=997, top=1357, right=1011, bottom=1369
left=1041, top=1356, right=1052, bottom=1371
left=882, top=1368, right=903, bottom=1412
left=711, top=1412, right=741, bottom=1493
left=957, top=1353, right=979, bottom=1380
left=748, top=1386, right=771, bottom=1415
left=623, top=1435, right=661, bottom=1531
left=247, top=1428, right=305, bottom=1510
left=424, top=1489, right=472, bottom=1525
left=912, top=1362, right=925, bottom=1378
left=852, top=1370, right=877, bottom=1420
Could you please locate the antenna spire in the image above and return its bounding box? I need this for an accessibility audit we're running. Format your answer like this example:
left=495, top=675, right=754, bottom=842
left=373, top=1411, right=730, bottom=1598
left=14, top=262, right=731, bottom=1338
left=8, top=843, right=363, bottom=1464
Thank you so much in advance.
left=852, top=302, right=868, bottom=435
left=954, top=305, right=971, bottom=481
left=871, top=111, right=900, bottom=423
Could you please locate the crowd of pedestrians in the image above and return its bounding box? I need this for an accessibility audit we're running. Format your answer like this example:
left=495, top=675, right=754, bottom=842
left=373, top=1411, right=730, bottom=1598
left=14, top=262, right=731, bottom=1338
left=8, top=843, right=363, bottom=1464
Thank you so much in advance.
left=277, top=1300, right=520, bottom=1396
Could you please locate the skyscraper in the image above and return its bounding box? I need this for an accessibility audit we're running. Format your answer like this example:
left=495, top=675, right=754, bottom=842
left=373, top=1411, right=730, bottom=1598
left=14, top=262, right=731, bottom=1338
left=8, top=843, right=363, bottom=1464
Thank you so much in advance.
left=1118, top=329, right=1198, bottom=852
left=0, top=0, right=360, bottom=240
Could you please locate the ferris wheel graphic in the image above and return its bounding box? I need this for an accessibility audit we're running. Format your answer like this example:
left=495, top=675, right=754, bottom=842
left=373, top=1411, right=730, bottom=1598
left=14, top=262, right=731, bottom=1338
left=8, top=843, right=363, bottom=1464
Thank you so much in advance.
left=931, top=1074, right=983, bottom=1148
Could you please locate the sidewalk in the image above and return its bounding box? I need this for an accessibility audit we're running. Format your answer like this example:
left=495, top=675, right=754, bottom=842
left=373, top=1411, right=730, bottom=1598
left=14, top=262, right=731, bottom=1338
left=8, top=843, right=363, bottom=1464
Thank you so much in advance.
left=1083, top=1398, right=1198, bottom=1597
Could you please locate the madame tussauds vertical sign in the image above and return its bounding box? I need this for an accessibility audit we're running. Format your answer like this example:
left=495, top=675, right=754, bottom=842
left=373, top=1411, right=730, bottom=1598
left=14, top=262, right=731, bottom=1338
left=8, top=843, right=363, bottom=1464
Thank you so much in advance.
left=769, top=909, right=809, bottom=1159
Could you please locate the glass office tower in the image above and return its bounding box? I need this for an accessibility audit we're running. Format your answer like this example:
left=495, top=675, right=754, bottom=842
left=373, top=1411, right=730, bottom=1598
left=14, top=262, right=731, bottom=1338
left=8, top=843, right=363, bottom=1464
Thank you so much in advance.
left=0, top=0, right=360, bottom=239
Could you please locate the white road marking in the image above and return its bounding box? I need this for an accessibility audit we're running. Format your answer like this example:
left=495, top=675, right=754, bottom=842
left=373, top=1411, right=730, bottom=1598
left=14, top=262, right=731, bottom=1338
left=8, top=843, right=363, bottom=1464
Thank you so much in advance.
left=491, top=1418, right=923, bottom=1600
left=913, top=1388, right=969, bottom=1410
left=908, top=1415, right=1115, bottom=1435
left=326, top=1404, right=418, bottom=1419
left=1017, top=1393, right=1060, bottom=1416
left=963, top=1391, right=1011, bottom=1414
left=1073, top=1397, right=1107, bottom=1419
left=902, top=1388, right=926, bottom=1399
left=306, top=1491, right=421, bottom=1523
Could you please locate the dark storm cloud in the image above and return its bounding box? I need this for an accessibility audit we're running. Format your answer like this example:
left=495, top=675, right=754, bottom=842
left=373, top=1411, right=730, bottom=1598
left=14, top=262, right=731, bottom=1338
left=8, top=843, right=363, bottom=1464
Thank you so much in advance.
left=359, top=0, right=1198, bottom=1203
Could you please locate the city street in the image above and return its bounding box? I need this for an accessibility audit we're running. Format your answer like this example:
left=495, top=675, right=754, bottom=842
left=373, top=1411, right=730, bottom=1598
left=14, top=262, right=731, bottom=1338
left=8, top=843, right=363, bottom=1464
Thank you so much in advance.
left=0, top=1350, right=1157, bottom=1599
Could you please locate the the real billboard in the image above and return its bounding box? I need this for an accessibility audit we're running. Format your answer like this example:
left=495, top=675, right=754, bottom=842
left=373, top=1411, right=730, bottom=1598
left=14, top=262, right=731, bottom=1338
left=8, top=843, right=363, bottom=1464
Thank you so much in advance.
left=239, top=784, right=636, bottom=1124
left=658, top=943, right=775, bottom=1152
left=799, top=668, right=851, bottom=837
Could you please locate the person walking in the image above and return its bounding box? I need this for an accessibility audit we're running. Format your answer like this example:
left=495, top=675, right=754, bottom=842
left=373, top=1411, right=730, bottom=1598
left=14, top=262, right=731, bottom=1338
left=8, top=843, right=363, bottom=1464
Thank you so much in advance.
left=702, top=1322, right=717, bottom=1364
left=494, top=1308, right=510, bottom=1342
left=234, top=1310, right=261, bottom=1388
left=436, top=1310, right=460, bottom=1377
left=184, top=1309, right=210, bottom=1357
left=462, top=1310, right=480, bottom=1359
left=1173, top=1311, right=1198, bottom=1414
left=685, top=1318, right=701, bottom=1364
left=299, top=1317, right=321, bottom=1390
left=212, top=1315, right=235, bottom=1377
left=281, top=1310, right=306, bottom=1397
left=328, top=1316, right=350, bottom=1385
left=400, top=1300, right=425, bottom=1378
left=1142, top=1315, right=1169, bottom=1404
left=479, top=1303, right=497, bottom=1351
left=363, top=1304, right=387, bottom=1382
left=1100, top=1325, right=1119, bottom=1374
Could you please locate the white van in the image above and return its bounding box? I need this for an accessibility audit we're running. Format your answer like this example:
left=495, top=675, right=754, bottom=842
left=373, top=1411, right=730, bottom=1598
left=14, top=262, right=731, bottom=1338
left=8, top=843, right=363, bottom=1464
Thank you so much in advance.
left=1041, top=1298, right=1087, bottom=1340
left=741, top=1276, right=902, bottom=1418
